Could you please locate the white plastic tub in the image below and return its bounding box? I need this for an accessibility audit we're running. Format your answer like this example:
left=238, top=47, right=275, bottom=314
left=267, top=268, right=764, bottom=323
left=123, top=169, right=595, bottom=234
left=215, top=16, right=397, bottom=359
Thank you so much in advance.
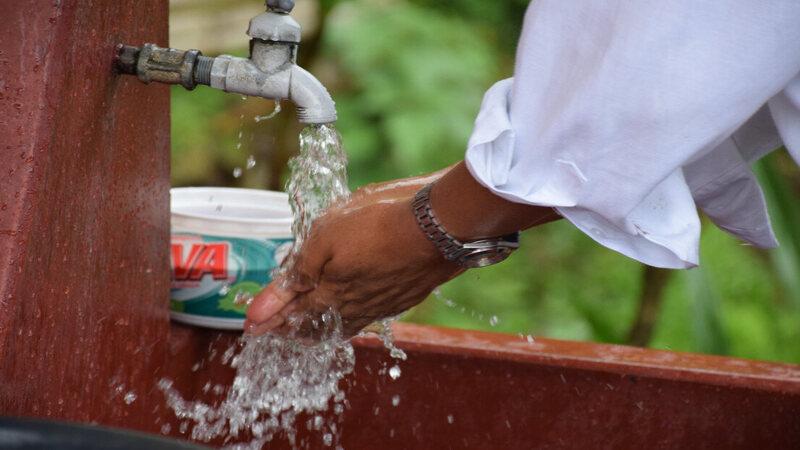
left=170, top=187, right=294, bottom=330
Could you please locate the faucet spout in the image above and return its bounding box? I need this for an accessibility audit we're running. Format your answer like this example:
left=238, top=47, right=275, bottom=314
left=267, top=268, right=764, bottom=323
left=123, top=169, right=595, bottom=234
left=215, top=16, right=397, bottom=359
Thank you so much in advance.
left=289, top=65, right=337, bottom=125
left=201, top=53, right=336, bottom=125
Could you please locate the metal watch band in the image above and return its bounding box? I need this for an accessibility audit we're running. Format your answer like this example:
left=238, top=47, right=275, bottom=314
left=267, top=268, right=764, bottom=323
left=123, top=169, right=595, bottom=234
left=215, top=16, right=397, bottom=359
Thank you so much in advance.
left=412, top=183, right=520, bottom=268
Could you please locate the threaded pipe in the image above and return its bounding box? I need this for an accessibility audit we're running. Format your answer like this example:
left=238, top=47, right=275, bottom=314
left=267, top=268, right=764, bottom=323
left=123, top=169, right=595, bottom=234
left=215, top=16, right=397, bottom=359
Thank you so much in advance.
left=194, top=56, right=215, bottom=86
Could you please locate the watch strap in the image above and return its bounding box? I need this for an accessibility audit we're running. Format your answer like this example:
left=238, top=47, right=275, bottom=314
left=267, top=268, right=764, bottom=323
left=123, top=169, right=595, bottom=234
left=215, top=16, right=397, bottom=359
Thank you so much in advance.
left=412, top=183, right=519, bottom=267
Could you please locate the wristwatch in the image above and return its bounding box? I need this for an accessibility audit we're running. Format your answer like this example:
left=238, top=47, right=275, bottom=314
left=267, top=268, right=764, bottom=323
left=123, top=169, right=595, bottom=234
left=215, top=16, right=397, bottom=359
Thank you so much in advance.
left=412, top=184, right=520, bottom=269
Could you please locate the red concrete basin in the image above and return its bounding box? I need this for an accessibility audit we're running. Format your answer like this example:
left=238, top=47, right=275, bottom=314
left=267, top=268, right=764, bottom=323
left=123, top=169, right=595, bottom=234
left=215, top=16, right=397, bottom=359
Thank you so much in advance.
left=163, top=322, right=800, bottom=449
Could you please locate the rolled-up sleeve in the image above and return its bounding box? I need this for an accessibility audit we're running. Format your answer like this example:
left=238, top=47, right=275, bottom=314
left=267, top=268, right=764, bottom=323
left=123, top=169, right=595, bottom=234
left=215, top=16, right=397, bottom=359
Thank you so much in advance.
left=465, top=0, right=800, bottom=268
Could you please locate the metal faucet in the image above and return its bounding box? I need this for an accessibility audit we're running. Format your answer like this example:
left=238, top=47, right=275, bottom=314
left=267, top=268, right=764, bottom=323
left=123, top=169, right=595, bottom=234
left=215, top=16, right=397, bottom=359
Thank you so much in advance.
left=115, top=0, right=336, bottom=124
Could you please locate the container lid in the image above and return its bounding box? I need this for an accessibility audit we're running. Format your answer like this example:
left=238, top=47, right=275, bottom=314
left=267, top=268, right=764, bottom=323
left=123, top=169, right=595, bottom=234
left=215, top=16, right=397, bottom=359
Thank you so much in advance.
left=170, top=311, right=245, bottom=330
left=171, top=187, right=293, bottom=239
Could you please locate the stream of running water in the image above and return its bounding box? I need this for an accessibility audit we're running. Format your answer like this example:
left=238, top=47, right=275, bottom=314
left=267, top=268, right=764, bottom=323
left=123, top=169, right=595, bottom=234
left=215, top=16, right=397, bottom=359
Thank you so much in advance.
left=159, top=124, right=404, bottom=449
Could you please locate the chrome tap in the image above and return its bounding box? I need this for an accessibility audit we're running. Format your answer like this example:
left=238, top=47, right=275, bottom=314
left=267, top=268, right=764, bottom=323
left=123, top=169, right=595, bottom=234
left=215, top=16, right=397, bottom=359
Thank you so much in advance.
left=115, top=0, right=336, bottom=124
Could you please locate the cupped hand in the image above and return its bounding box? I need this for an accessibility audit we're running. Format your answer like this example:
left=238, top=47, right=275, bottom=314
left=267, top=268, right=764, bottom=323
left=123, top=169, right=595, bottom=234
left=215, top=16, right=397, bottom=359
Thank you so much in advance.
left=245, top=169, right=463, bottom=338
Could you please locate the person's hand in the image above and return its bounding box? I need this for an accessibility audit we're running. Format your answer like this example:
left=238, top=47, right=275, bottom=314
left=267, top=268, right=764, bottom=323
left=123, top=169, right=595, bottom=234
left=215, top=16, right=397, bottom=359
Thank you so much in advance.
left=245, top=169, right=463, bottom=338
left=245, top=161, right=560, bottom=339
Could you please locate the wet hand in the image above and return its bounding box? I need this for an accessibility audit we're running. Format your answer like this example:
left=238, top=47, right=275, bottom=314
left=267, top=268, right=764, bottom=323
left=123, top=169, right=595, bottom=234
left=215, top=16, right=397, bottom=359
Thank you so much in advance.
left=245, top=172, right=462, bottom=338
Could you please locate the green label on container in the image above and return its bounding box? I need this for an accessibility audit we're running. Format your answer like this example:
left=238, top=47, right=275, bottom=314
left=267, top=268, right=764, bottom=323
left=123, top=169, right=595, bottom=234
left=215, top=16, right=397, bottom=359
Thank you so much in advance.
left=170, top=233, right=293, bottom=319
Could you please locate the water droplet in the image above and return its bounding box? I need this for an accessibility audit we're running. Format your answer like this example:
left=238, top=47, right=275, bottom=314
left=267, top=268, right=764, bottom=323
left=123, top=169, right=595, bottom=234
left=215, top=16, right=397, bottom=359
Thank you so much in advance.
left=254, top=101, right=282, bottom=122
left=526, top=334, right=535, bottom=344
left=322, top=433, right=333, bottom=446
left=391, top=395, right=400, bottom=407
left=489, top=315, right=499, bottom=327
left=388, top=365, right=401, bottom=380
left=232, top=167, right=242, bottom=178
left=218, top=284, right=231, bottom=295
left=160, top=423, right=171, bottom=434
left=123, top=391, right=136, bottom=405
left=447, top=414, right=454, bottom=424
left=233, top=290, right=254, bottom=306
left=246, top=155, right=256, bottom=169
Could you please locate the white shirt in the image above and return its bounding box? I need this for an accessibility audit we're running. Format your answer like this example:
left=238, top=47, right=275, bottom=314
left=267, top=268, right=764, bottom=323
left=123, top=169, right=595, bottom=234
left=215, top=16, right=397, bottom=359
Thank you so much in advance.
left=465, top=0, right=800, bottom=269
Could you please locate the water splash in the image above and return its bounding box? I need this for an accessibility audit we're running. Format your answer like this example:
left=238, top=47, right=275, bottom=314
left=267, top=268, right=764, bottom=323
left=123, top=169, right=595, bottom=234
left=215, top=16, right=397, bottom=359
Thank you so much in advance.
left=159, top=124, right=413, bottom=447
left=284, top=125, right=350, bottom=263
left=159, top=125, right=354, bottom=448
left=366, top=318, right=407, bottom=361
left=159, top=310, right=352, bottom=446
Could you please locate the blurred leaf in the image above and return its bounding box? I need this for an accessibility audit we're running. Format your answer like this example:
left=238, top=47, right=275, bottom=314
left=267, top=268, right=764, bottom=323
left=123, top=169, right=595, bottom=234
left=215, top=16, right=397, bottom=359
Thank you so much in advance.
left=325, top=0, right=502, bottom=182
left=754, top=151, right=800, bottom=309
left=685, top=267, right=730, bottom=356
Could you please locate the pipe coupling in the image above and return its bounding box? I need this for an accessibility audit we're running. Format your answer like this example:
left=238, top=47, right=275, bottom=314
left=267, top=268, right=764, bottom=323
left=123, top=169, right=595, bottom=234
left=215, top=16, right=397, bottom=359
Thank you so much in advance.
left=115, top=44, right=213, bottom=90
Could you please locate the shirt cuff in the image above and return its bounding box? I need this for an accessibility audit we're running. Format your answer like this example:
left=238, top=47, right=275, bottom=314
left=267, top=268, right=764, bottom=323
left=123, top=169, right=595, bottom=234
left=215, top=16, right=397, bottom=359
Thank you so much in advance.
left=464, top=79, right=700, bottom=269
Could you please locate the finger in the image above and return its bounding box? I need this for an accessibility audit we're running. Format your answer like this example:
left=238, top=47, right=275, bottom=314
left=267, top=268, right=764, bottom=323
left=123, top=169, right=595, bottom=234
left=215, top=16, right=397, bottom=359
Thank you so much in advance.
left=272, top=290, right=338, bottom=341
left=260, top=301, right=306, bottom=338
left=246, top=279, right=297, bottom=325
left=244, top=314, right=284, bottom=336
left=244, top=300, right=298, bottom=336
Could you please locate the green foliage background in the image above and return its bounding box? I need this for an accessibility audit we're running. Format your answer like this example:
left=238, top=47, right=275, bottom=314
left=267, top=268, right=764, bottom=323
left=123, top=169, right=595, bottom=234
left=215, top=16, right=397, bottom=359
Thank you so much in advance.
left=171, top=0, right=800, bottom=364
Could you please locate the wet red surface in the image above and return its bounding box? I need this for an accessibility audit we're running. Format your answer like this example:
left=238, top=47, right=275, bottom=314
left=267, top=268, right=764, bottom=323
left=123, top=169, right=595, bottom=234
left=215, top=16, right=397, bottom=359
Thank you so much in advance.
left=164, top=323, right=800, bottom=449
left=0, top=0, right=171, bottom=432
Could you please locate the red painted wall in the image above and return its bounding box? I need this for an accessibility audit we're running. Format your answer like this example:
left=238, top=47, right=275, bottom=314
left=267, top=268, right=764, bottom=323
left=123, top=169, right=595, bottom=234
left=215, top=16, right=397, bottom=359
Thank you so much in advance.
left=0, top=0, right=171, bottom=432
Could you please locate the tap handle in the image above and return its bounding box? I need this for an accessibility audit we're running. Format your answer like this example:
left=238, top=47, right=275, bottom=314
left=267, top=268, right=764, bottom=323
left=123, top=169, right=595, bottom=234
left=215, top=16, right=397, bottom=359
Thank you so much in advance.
left=266, top=0, right=294, bottom=13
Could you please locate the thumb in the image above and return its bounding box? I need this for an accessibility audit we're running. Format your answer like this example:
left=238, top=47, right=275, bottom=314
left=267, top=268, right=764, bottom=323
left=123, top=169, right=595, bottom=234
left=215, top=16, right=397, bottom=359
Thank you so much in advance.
left=245, top=278, right=296, bottom=326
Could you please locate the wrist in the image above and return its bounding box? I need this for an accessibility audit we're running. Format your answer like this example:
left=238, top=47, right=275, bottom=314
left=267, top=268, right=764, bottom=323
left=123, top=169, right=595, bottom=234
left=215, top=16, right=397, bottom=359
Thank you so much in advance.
left=412, top=184, right=520, bottom=268
left=429, top=162, right=560, bottom=240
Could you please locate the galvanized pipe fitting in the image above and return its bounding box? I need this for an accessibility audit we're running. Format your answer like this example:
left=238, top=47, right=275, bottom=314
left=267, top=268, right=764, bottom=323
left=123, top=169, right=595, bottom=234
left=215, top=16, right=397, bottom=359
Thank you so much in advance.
left=114, top=4, right=336, bottom=124
left=115, top=44, right=209, bottom=90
